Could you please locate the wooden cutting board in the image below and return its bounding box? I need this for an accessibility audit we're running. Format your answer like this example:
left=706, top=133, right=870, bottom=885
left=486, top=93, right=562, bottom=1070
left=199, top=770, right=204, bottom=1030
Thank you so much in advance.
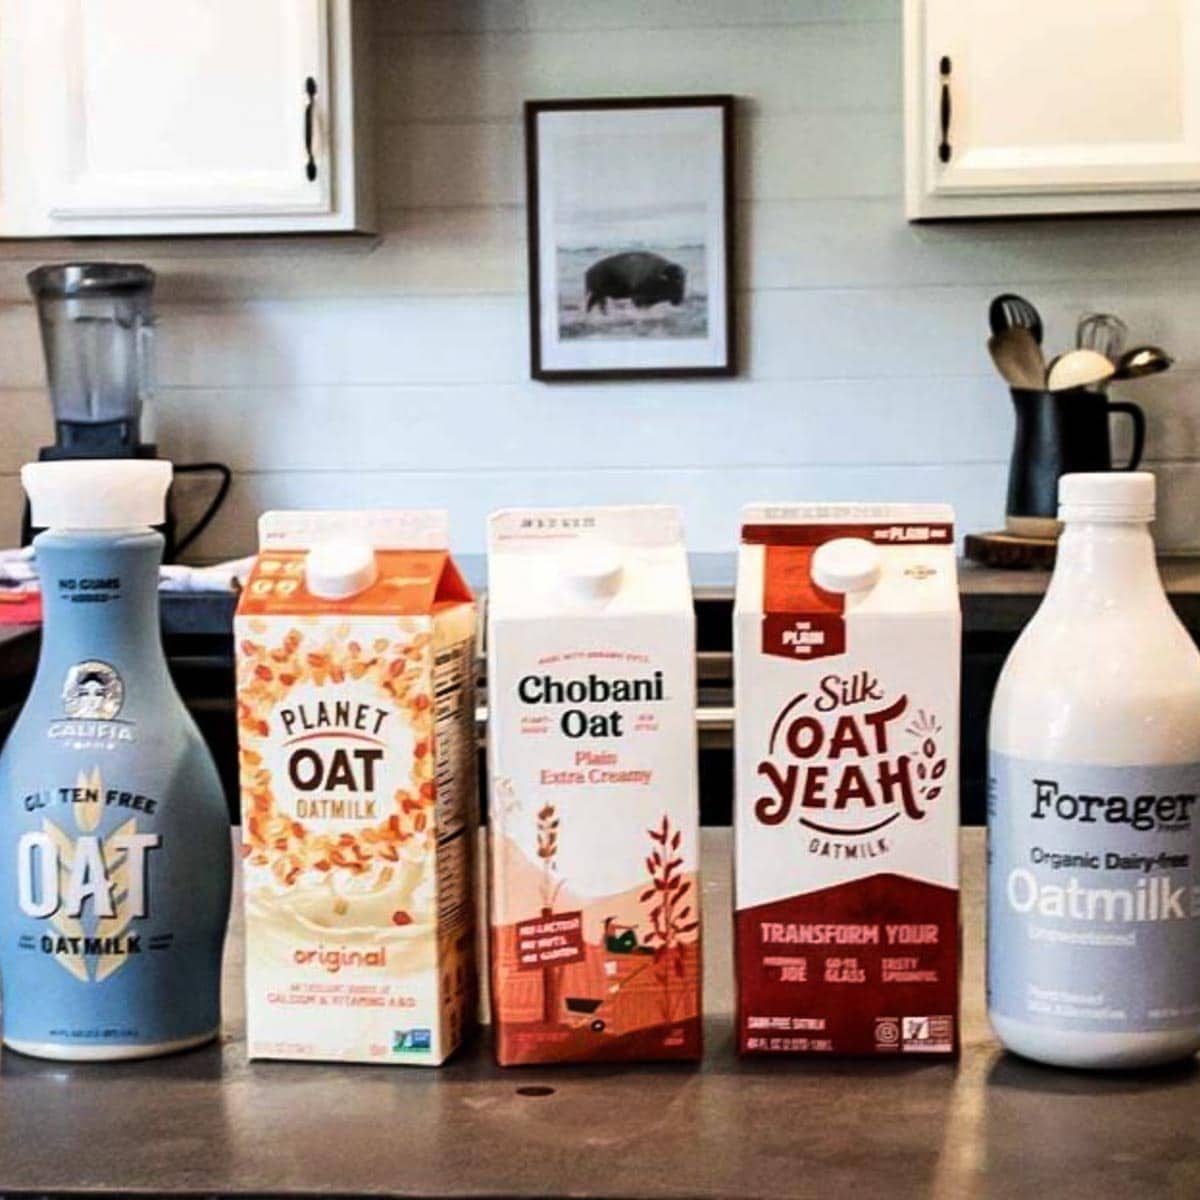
left=963, top=531, right=1057, bottom=569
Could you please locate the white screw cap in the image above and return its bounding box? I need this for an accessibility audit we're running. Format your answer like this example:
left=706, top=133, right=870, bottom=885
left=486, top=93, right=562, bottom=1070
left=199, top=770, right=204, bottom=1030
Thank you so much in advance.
left=811, top=537, right=883, bottom=594
left=555, top=542, right=624, bottom=602
left=22, top=459, right=171, bottom=530
left=1058, top=471, right=1155, bottom=523
left=305, top=540, right=378, bottom=599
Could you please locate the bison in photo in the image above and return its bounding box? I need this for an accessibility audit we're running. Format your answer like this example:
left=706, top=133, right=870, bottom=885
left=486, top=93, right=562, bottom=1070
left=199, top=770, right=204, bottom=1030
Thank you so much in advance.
left=584, top=251, right=686, bottom=315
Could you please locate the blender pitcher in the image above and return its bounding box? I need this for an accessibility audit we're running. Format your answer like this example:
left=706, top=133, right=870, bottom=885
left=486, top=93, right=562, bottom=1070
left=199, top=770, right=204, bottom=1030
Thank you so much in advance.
left=27, top=262, right=156, bottom=457
left=23, top=262, right=231, bottom=561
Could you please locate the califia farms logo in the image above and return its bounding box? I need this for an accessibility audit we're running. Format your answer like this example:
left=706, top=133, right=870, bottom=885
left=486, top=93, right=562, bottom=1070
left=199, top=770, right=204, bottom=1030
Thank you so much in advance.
left=62, top=661, right=124, bottom=721
left=754, top=670, right=946, bottom=852
left=48, top=661, right=134, bottom=749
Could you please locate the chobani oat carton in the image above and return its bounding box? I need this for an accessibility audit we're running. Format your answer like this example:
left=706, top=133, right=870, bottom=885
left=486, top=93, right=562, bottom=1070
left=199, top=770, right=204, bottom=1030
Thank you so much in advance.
left=487, top=506, right=701, bottom=1065
left=236, top=511, right=478, bottom=1065
left=734, top=504, right=960, bottom=1057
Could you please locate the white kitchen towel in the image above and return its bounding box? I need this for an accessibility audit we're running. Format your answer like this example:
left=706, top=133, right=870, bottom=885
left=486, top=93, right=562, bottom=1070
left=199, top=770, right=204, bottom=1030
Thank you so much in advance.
left=0, top=547, right=36, bottom=590
left=0, top=546, right=253, bottom=594
left=159, top=556, right=255, bottom=592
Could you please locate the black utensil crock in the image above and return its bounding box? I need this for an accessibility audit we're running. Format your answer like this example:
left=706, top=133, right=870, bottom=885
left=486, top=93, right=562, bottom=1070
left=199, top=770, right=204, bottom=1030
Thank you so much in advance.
left=1006, top=387, right=1146, bottom=525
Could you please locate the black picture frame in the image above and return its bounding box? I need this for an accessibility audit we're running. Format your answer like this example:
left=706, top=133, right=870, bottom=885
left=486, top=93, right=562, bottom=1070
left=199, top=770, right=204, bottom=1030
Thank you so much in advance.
left=525, top=95, right=737, bottom=382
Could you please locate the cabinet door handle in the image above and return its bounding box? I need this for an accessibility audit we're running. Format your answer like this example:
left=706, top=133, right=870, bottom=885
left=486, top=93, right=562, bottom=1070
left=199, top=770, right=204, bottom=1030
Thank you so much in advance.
left=937, top=55, right=952, bottom=163
left=304, top=76, right=318, bottom=182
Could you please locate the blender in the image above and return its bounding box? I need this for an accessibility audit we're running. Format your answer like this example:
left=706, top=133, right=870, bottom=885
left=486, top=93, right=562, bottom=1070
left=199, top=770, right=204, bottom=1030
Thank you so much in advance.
left=23, top=262, right=230, bottom=560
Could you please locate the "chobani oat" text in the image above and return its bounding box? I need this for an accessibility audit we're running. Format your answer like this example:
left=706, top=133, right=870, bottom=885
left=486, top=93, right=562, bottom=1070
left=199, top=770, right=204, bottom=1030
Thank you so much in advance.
left=516, top=670, right=664, bottom=738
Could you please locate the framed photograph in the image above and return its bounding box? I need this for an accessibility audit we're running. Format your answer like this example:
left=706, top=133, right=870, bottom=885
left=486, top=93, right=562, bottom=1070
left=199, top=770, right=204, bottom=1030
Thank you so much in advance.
left=525, top=95, right=736, bottom=381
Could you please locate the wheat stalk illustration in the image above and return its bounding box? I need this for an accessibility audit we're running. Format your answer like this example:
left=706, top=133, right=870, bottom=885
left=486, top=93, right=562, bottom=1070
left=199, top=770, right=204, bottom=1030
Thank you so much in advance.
left=640, top=815, right=699, bottom=1023
left=75, top=767, right=103, bottom=833
left=93, top=816, right=139, bottom=982
left=493, top=776, right=520, bottom=830
left=906, top=710, right=947, bottom=807
left=42, top=817, right=88, bottom=983
left=41, top=769, right=141, bottom=983
left=536, top=804, right=563, bottom=911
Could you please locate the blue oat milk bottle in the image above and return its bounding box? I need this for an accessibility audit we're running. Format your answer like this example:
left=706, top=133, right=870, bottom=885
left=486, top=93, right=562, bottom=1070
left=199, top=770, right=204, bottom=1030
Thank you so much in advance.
left=989, top=472, right=1200, bottom=1068
left=0, top=460, right=231, bottom=1059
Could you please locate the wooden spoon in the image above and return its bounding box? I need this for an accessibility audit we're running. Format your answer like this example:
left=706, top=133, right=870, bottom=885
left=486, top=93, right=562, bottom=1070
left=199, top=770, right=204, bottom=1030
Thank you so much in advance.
left=988, top=327, right=1046, bottom=390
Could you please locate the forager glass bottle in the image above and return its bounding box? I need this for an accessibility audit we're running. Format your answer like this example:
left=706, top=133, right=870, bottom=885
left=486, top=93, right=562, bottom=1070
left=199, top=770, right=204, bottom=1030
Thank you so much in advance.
left=0, top=460, right=230, bottom=1059
left=988, top=472, right=1200, bottom=1069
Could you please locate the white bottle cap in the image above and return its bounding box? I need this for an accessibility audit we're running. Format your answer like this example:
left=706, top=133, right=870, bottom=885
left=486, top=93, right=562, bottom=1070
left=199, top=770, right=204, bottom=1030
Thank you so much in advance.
left=555, top=542, right=624, bottom=602
left=811, top=537, right=883, bottom=594
left=1058, top=472, right=1155, bottom=523
left=305, top=540, right=378, bottom=599
left=22, top=459, right=171, bottom=529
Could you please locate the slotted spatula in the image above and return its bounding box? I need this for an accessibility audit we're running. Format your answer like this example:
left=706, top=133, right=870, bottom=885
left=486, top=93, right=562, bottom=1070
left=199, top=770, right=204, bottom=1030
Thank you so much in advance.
left=988, top=292, right=1044, bottom=346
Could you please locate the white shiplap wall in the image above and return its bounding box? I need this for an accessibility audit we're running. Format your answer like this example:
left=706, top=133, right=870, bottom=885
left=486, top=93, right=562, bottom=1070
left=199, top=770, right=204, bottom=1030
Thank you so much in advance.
left=2, top=0, right=1200, bottom=556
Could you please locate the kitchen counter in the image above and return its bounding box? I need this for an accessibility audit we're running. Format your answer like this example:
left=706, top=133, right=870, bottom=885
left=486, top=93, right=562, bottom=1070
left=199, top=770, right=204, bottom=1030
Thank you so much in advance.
left=0, top=829, right=1196, bottom=1199
left=9, top=552, right=1200, bottom=641
left=958, top=556, right=1200, bottom=633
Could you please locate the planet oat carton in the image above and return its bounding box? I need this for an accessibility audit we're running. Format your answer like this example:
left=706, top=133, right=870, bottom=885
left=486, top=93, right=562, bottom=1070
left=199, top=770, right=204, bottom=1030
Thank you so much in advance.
left=236, top=510, right=478, bottom=1065
left=487, top=506, right=701, bottom=1065
left=734, top=504, right=960, bottom=1056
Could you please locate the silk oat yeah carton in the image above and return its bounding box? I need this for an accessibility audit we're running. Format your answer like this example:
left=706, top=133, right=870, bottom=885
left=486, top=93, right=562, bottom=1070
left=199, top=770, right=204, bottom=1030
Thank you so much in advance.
left=487, top=506, right=701, bottom=1065
left=734, top=504, right=960, bottom=1056
left=236, top=511, right=478, bottom=1065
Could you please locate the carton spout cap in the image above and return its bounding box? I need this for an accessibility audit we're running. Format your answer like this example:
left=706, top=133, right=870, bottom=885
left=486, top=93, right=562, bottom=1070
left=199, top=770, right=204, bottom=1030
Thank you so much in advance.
left=305, top=540, right=379, bottom=599
left=555, top=542, right=624, bottom=602
left=811, top=537, right=882, bottom=595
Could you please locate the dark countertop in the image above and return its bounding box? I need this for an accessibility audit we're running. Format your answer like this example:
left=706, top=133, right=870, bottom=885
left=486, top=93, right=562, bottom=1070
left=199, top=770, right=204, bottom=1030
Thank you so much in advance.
left=7, top=553, right=1200, bottom=645
left=959, top=557, right=1200, bottom=633
left=0, top=828, right=1196, bottom=1199
left=13, top=554, right=1200, bottom=666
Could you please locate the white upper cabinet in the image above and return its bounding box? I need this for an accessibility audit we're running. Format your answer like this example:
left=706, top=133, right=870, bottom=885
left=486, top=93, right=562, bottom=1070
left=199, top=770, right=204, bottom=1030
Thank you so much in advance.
left=0, top=0, right=372, bottom=235
left=905, top=0, right=1200, bottom=219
